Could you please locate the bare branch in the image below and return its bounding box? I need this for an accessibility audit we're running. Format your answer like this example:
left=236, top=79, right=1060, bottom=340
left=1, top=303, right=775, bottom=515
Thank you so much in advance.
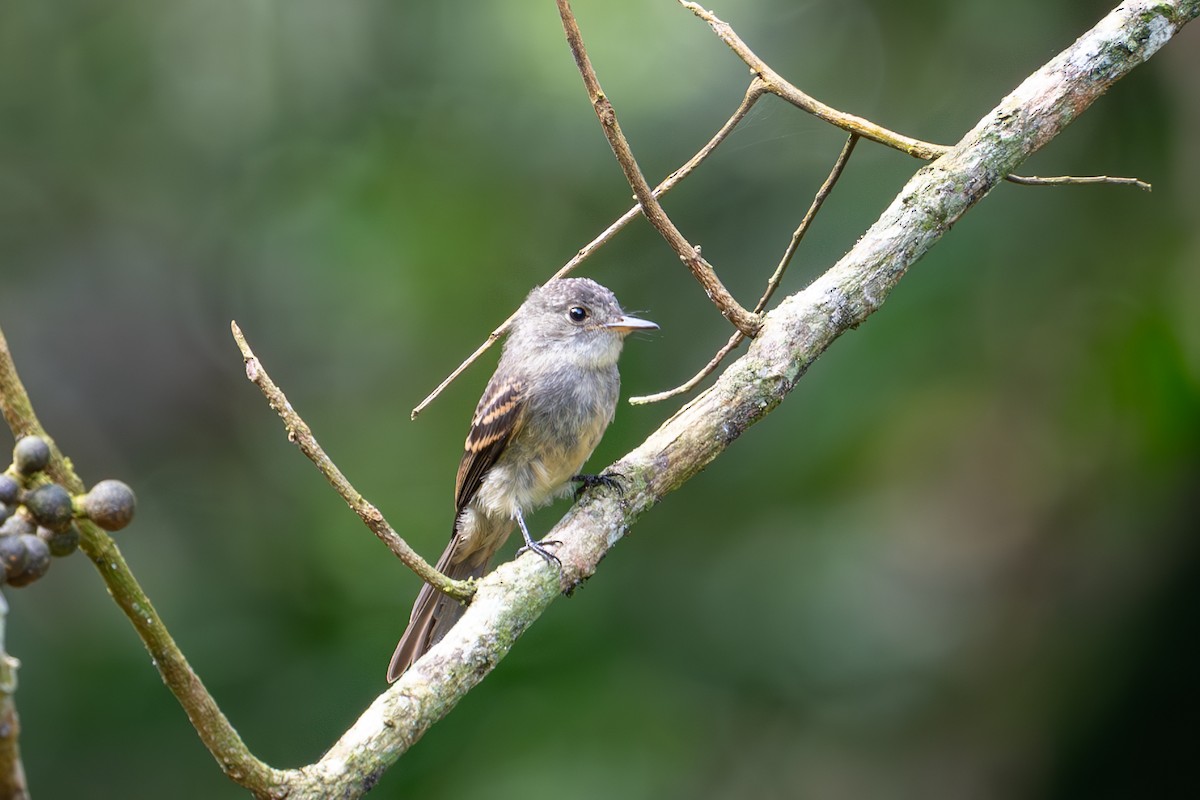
left=679, top=1, right=1153, bottom=190
left=767, top=134, right=861, bottom=304
left=1005, top=173, right=1152, bottom=190
left=230, top=322, right=473, bottom=603
left=410, top=79, right=768, bottom=419
left=680, top=1, right=944, bottom=159
left=629, top=331, right=744, bottom=407
left=410, top=327, right=508, bottom=421
left=556, top=0, right=763, bottom=337
left=632, top=133, right=860, bottom=405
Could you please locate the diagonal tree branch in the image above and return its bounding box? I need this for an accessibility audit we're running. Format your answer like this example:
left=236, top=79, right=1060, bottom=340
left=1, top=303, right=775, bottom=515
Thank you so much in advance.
left=277, top=1, right=1196, bottom=795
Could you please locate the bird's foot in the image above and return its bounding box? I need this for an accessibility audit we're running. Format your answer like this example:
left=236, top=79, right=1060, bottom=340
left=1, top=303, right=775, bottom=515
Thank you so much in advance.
left=514, top=509, right=561, bottom=569
left=516, top=538, right=562, bottom=568
left=572, top=471, right=625, bottom=500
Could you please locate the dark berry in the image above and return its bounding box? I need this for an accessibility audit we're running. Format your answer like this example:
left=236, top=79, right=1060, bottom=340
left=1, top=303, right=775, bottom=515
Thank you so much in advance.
left=24, top=483, right=74, bottom=531
left=12, top=436, right=51, bottom=476
left=82, top=480, right=136, bottom=531
left=0, top=475, right=19, bottom=505
left=0, top=514, right=34, bottom=538
left=6, top=534, right=50, bottom=586
left=0, top=535, right=29, bottom=581
left=39, top=524, right=80, bottom=558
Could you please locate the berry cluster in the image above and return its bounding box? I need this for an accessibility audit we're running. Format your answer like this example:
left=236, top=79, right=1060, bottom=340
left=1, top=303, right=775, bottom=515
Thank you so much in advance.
left=0, top=435, right=136, bottom=587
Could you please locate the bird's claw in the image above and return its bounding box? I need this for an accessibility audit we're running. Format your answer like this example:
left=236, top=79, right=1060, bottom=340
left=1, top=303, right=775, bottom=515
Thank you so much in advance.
left=517, top=538, right=562, bottom=569
left=572, top=471, right=625, bottom=500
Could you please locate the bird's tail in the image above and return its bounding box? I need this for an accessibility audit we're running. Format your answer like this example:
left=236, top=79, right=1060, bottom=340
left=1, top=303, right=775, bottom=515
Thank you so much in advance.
left=386, top=531, right=501, bottom=683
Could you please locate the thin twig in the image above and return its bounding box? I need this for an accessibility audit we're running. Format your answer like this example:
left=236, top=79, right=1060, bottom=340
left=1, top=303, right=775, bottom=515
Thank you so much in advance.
left=410, top=329, right=506, bottom=421
left=680, top=1, right=1152, bottom=190
left=1005, top=173, right=1152, bottom=190
left=680, top=1, right=942, bottom=159
left=630, top=332, right=744, bottom=406
left=760, top=134, right=860, bottom=312
left=231, top=323, right=473, bottom=602
left=632, top=133, right=860, bottom=405
left=1004, top=173, right=1149, bottom=187
left=556, top=0, right=762, bottom=337
left=410, top=79, right=769, bottom=419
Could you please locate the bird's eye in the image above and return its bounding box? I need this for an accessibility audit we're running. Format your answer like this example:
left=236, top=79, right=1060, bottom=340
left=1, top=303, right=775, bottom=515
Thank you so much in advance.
left=567, top=306, right=589, bottom=323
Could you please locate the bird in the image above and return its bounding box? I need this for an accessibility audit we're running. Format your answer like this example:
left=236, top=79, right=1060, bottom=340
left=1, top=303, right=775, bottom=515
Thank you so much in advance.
left=387, top=277, right=657, bottom=682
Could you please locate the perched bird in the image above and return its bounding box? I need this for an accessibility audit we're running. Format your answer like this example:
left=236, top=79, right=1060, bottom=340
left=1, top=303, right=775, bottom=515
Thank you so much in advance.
left=387, top=278, right=657, bottom=681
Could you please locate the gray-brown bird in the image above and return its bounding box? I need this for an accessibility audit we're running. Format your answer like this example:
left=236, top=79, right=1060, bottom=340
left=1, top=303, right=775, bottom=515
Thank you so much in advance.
left=387, top=278, right=656, bottom=681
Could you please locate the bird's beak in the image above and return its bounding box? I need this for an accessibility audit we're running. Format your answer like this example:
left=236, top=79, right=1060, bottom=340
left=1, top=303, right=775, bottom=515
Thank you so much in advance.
left=606, top=315, right=659, bottom=333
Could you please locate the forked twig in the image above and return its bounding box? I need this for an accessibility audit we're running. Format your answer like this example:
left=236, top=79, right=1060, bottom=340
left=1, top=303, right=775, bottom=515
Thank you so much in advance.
left=410, top=79, right=769, bottom=419
left=681, top=1, right=941, bottom=159
left=632, top=133, right=860, bottom=404
left=414, top=0, right=1152, bottom=421
left=231, top=322, right=473, bottom=602
left=681, top=1, right=1151, bottom=190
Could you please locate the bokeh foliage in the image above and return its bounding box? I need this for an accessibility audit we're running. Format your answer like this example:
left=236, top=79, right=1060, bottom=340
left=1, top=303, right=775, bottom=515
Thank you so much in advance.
left=0, top=1, right=1197, bottom=797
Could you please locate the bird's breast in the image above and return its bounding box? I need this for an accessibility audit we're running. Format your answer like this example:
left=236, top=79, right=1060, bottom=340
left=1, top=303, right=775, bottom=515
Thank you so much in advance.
left=472, top=364, right=618, bottom=519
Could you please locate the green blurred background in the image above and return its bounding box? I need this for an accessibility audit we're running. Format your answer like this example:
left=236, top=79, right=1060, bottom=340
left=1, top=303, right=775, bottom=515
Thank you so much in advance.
left=1, top=1, right=1197, bottom=797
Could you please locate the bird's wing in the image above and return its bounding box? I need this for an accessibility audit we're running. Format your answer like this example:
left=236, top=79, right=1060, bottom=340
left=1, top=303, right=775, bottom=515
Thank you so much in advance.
left=454, top=373, right=526, bottom=516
